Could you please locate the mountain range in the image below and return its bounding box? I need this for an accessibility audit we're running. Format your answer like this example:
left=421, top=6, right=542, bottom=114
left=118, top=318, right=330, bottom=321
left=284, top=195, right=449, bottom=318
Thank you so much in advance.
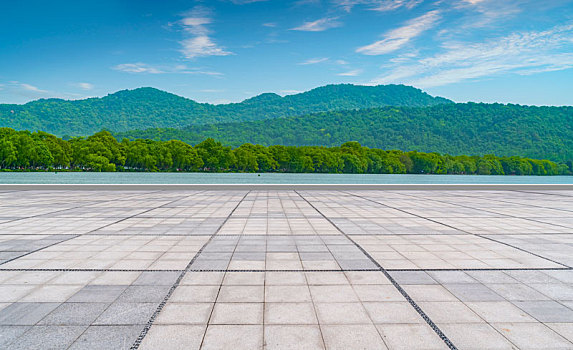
left=1, top=84, right=572, bottom=162
left=0, top=84, right=450, bottom=136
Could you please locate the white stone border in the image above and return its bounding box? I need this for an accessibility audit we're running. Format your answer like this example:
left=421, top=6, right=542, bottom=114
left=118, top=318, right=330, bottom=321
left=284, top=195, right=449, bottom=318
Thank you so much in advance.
left=0, top=184, right=572, bottom=190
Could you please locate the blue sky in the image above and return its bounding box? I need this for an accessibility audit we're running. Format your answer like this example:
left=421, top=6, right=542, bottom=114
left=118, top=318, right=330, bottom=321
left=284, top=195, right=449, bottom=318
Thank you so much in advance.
left=1, top=0, right=572, bottom=105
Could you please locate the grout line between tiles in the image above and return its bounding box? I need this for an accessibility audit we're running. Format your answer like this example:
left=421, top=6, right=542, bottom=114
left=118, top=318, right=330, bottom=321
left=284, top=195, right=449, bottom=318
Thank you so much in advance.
left=130, top=190, right=250, bottom=350
left=345, top=191, right=572, bottom=269
left=295, top=190, right=458, bottom=350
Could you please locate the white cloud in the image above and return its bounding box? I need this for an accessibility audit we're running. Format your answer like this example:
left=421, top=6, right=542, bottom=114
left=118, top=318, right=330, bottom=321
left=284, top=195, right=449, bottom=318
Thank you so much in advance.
left=73, top=82, right=94, bottom=90
left=180, top=36, right=232, bottom=59
left=263, top=22, right=277, bottom=27
left=0, top=81, right=93, bottom=102
left=357, top=10, right=440, bottom=55
left=113, top=63, right=223, bottom=76
left=371, top=23, right=573, bottom=87
left=292, top=17, right=342, bottom=32
left=230, top=0, right=269, bottom=4
left=179, top=6, right=233, bottom=59
left=182, top=17, right=211, bottom=32
left=298, top=57, right=329, bottom=65
left=335, top=0, right=423, bottom=12
left=212, top=99, right=234, bottom=104
left=113, top=63, right=164, bottom=74
left=184, top=70, right=224, bottom=77
left=338, top=69, right=363, bottom=76
left=280, top=90, right=304, bottom=95
left=371, top=0, right=423, bottom=11
left=20, top=83, right=48, bottom=93
left=336, top=60, right=349, bottom=65
left=451, top=0, right=522, bottom=29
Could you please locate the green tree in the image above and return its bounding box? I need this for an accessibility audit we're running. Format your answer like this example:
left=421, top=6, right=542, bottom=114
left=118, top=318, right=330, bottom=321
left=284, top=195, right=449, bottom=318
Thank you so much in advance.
left=0, top=139, right=17, bottom=168
left=166, top=140, right=203, bottom=171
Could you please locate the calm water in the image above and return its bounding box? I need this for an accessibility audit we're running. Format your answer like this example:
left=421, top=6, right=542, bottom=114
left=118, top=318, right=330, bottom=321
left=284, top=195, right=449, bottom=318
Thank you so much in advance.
left=0, top=172, right=572, bottom=184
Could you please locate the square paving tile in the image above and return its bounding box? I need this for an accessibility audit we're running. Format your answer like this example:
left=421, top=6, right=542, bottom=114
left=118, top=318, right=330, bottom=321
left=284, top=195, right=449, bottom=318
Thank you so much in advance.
left=139, top=325, right=205, bottom=350
left=201, top=325, right=263, bottom=350
left=322, top=324, right=387, bottom=349
left=68, top=325, right=143, bottom=349
left=210, top=303, right=263, bottom=324
left=7, top=325, right=86, bottom=350
left=265, top=325, right=324, bottom=350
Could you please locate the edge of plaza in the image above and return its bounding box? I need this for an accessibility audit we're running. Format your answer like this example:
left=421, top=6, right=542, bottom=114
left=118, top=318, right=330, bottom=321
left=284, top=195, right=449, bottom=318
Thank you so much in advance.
left=0, top=184, right=572, bottom=190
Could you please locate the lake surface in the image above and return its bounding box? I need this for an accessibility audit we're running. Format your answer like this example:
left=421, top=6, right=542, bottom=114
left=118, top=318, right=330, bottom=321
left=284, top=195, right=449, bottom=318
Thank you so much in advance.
left=0, top=172, right=572, bottom=184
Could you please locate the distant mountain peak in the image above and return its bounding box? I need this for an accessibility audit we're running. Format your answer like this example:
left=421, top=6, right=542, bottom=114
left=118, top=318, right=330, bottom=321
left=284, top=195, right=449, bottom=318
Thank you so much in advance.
left=240, top=92, right=282, bottom=104
left=105, top=87, right=188, bottom=99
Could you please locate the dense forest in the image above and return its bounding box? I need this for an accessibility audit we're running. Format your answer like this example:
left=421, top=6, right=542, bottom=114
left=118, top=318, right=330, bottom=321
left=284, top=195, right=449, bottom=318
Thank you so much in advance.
left=117, top=102, right=573, bottom=162
left=1, top=128, right=570, bottom=175
left=0, top=84, right=450, bottom=136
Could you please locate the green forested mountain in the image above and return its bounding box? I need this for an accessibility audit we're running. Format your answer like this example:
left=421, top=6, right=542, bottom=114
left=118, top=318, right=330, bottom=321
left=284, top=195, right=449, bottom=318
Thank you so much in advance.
left=116, top=103, right=573, bottom=162
left=0, top=84, right=450, bottom=136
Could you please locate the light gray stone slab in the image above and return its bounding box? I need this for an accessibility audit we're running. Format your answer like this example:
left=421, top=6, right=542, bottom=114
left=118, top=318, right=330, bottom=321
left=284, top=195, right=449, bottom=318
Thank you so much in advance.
left=514, top=300, right=573, bottom=322
left=67, top=285, right=128, bottom=303
left=94, top=302, right=158, bottom=325
left=0, top=326, right=30, bottom=347
left=264, top=325, right=324, bottom=350
left=444, top=283, right=504, bottom=302
left=69, top=325, right=143, bottom=350
left=0, top=302, right=60, bottom=326
left=133, top=271, right=180, bottom=286
left=201, top=325, right=263, bottom=350
left=389, top=271, right=437, bottom=285
left=8, top=325, right=86, bottom=350
left=38, top=302, right=109, bottom=325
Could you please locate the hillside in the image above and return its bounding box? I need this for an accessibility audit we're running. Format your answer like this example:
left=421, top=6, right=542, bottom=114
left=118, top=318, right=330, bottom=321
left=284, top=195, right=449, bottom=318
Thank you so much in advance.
left=115, top=103, right=573, bottom=162
left=0, top=84, right=451, bottom=136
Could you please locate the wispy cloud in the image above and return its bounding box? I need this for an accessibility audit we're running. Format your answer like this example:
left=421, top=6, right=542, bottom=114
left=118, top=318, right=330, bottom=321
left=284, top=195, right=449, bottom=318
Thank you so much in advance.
left=180, top=37, right=232, bottom=59
left=452, top=0, right=522, bottom=29
left=179, top=6, right=232, bottom=59
left=113, top=63, right=164, bottom=74
left=19, top=83, right=48, bottom=93
left=280, top=90, right=304, bottom=95
left=372, top=23, right=573, bottom=87
left=229, top=0, right=269, bottom=4
left=371, top=0, right=423, bottom=11
left=263, top=22, right=277, bottom=27
left=298, top=57, right=329, bottom=65
left=335, top=0, right=423, bottom=12
left=2, top=81, right=85, bottom=101
left=291, top=17, right=342, bottom=32
left=338, top=69, right=363, bottom=76
left=113, top=63, right=223, bottom=76
left=73, top=82, right=94, bottom=90
left=357, top=10, right=440, bottom=55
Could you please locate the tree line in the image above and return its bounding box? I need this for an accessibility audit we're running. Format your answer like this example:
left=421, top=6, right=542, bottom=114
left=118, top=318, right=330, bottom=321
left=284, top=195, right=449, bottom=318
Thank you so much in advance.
left=0, top=128, right=571, bottom=175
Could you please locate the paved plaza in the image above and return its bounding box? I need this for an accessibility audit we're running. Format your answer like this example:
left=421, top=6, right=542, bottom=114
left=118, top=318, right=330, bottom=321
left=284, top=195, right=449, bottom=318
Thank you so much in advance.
left=0, top=189, right=573, bottom=349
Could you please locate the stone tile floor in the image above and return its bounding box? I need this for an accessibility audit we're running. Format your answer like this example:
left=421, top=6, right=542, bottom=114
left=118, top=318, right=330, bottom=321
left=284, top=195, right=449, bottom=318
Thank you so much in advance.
left=0, top=189, right=572, bottom=349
